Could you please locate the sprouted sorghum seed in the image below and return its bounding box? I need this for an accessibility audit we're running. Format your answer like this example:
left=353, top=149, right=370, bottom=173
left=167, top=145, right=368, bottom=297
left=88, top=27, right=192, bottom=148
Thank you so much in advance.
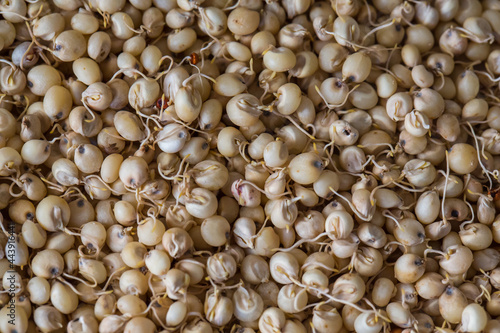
left=2, top=0, right=500, bottom=332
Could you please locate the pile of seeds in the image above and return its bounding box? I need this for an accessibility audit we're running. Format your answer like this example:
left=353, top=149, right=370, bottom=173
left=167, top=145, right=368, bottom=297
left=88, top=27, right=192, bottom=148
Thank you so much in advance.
left=1, top=0, right=500, bottom=332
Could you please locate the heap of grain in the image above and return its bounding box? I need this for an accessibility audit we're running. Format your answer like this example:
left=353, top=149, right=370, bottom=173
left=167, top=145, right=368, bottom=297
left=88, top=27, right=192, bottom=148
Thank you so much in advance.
left=1, top=0, right=500, bottom=332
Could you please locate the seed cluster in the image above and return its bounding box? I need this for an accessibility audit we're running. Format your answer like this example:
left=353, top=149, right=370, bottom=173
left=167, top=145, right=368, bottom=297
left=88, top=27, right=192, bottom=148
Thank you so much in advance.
left=1, top=0, right=500, bottom=332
